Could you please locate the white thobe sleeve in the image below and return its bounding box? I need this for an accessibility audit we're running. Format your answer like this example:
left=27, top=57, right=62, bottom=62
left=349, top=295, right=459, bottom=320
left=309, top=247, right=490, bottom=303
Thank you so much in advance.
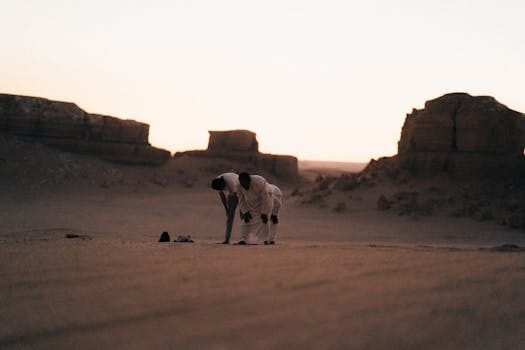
left=236, top=183, right=248, bottom=213
left=259, top=182, right=272, bottom=216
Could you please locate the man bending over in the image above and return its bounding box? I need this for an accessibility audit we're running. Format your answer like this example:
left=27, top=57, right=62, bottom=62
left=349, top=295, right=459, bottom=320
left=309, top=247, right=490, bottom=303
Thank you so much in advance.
left=236, top=172, right=272, bottom=245
left=211, top=172, right=239, bottom=244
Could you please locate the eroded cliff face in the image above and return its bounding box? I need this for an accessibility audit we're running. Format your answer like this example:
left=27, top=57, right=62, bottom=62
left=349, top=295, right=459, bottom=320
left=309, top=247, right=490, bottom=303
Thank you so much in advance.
left=208, top=130, right=259, bottom=153
left=176, top=130, right=298, bottom=182
left=0, top=94, right=170, bottom=165
left=398, top=93, right=525, bottom=177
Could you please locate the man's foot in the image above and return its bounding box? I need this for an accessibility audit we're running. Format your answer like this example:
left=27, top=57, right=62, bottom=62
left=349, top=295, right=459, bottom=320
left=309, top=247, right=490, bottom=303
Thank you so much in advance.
left=237, top=240, right=247, bottom=245
left=269, top=241, right=275, bottom=245
left=222, top=240, right=230, bottom=244
left=264, top=240, right=269, bottom=245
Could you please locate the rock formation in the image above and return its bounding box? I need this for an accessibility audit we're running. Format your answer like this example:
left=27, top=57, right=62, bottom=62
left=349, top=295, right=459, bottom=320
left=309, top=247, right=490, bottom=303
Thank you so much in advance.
left=398, top=93, right=525, bottom=177
left=295, top=92, right=525, bottom=230
left=175, top=130, right=298, bottom=181
left=208, top=130, right=259, bottom=152
left=0, top=93, right=170, bottom=165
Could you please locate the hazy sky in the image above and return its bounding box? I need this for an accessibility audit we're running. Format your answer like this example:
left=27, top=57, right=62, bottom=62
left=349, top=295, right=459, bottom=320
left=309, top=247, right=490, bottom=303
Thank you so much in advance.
left=1, top=0, right=524, bottom=161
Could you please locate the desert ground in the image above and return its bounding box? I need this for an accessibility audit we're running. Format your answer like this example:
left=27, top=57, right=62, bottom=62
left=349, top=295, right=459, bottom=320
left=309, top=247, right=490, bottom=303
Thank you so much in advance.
left=1, top=138, right=524, bottom=349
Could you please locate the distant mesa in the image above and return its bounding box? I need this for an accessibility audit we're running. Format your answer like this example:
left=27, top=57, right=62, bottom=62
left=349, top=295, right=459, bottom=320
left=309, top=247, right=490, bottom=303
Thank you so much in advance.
left=397, top=92, right=525, bottom=177
left=175, top=130, right=298, bottom=181
left=0, top=93, right=170, bottom=165
left=208, top=130, right=259, bottom=153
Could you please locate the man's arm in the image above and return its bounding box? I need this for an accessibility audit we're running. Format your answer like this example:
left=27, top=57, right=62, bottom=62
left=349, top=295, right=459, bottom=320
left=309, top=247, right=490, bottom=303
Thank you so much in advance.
left=236, top=184, right=247, bottom=212
left=260, top=185, right=272, bottom=218
left=219, top=191, right=228, bottom=214
left=253, top=178, right=271, bottom=217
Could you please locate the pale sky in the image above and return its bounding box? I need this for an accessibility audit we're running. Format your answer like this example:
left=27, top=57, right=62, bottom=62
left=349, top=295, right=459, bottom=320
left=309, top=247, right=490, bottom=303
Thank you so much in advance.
left=1, top=0, right=524, bottom=161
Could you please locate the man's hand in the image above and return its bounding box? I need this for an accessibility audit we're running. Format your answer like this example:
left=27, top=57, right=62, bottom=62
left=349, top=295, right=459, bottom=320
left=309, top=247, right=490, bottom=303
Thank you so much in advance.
left=261, top=214, right=268, bottom=224
left=271, top=215, right=279, bottom=224
left=243, top=212, right=252, bottom=223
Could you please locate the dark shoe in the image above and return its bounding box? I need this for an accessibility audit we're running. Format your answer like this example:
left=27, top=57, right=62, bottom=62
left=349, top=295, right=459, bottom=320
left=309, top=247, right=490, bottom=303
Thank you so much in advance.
left=264, top=241, right=269, bottom=245
left=269, top=241, right=275, bottom=245
left=221, top=240, right=230, bottom=244
left=238, top=240, right=247, bottom=245
left=158, top=231, right=170, bottom=242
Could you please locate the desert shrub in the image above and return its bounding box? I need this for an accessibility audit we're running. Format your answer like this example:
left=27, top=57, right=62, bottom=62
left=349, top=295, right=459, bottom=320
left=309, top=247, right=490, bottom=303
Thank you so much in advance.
left=333, top=201, right=347, bottom=213
left=376, top=195, right=391, bottom=211
left=333, top=174, right=359, bottom=192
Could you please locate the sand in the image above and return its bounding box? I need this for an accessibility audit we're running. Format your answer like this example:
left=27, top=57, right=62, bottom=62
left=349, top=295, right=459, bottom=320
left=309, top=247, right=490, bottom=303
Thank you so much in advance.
left=1, top=184, right=524, bottom=349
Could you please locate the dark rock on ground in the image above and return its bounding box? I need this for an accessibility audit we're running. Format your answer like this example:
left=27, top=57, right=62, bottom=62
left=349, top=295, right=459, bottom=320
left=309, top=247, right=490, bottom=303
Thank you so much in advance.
left=314, top=176, right=337, bottom=192
left=151, top=174, right=169, bottom=187
left=377, top=195, right=391, bottom=211
left=65, top=233, right=92, bottom=240
left=333, top=202, right=347, bottom=213
left=290, top=187, right=302, bottom=197
left=487, top=244, right=525, bottom=252
left=333, top=174, right=359, bottom=191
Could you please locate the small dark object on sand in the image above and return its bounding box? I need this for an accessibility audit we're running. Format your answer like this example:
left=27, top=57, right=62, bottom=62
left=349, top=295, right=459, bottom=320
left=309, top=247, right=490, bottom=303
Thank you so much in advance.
left=158, top=231, right=171, bottom=242
left=376, top=195, right=391, bottom=211
left=489, top=244, right=525, bottom=252
left=174, top=235, right=193, bottom=243
left=65, top=233, right=92, bottom=240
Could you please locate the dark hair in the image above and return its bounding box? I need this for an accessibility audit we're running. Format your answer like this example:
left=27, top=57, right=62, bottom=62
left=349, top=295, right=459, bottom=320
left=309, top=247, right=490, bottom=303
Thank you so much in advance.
left=238, top=172, right=251, bottom=182
left=211, top=177, right=225, bottom=190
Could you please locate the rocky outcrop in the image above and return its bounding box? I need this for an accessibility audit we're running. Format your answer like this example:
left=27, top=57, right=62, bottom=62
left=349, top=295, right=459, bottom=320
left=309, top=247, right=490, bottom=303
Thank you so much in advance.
left=0, top=93, right=170, bottom=165
left=208, top=130, right=259, bottom=152
left=255, top=153, right=299, bottom=181
left=175, top=130, right=298, bottom=182
left=398, top=93, right=525, bottom=177
left=293, top=92, right=525, bottom=231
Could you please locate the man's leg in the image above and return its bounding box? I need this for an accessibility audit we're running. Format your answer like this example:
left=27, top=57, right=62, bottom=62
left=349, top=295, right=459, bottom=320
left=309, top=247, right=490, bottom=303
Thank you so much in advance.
left=255, top=219, right=269, bottom=243
left=240, top=215, right=264, bottom=244
left=224, top=193, right=238, bottom=243
left=262, top=195, right=274, bottom=244
left=268, top=197, right=282, bottom=243
left=239, top=221, right=252, bottom=243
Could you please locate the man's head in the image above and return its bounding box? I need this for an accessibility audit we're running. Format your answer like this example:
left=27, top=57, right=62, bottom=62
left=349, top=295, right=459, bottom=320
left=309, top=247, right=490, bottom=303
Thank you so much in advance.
left=239, top=172, right=251, bottom=190
left=211, top=177, right=226, bottom=191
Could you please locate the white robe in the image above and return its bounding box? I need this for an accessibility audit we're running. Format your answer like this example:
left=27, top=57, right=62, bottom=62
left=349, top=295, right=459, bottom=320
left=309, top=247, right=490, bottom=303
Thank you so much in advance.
left=236, top=175, right=272, bottom=243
